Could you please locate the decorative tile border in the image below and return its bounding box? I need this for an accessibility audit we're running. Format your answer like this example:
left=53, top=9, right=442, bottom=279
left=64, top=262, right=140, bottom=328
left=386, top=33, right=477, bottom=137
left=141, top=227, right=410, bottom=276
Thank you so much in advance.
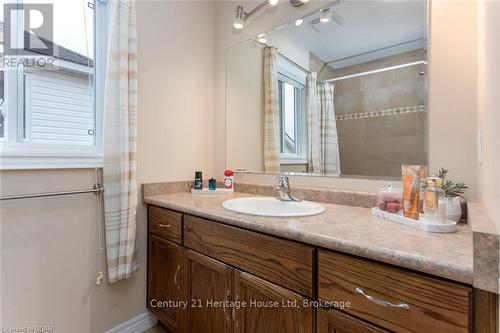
left=335, top=105, right=426, bottom=121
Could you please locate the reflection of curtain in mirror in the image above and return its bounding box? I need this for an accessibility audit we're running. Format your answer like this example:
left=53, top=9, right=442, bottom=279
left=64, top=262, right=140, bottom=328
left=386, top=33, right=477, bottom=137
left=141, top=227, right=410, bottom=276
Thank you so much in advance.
left=307, top=73, right=341, bottom=176
left=263, top=47, right=280, bottom=173
left=318, top=83, right=341, bottom=176
left=306, top=73, right=321, bottom=174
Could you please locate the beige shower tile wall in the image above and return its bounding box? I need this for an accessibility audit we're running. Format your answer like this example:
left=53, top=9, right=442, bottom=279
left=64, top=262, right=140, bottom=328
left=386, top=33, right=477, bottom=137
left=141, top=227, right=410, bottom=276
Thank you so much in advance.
left=328, top=50, right=427, bottom=177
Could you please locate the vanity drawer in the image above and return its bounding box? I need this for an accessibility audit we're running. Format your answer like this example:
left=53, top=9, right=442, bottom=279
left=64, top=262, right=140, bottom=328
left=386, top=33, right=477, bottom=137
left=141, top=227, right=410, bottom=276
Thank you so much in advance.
left=184, top=214, right=314, bottom=297
left=148, top=206, right=182, bottom=244
left=318, top=250, right=472, bottom=333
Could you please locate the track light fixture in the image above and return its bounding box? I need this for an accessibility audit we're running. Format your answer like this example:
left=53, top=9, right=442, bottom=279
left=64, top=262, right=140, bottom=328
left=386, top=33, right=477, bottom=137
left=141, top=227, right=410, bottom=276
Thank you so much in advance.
left=257, top=33, right=268, bottom=44
left=233, top=0, right=309, bottom=30
left=320, top=8, right=331, bottom=23
left=289, top=0, right=307, bottom=7
left=233, top=5, right=244, bottom=29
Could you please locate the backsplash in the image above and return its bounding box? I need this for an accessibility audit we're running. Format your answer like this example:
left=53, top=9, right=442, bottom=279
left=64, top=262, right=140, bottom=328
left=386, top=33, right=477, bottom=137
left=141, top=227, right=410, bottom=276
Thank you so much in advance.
left=142, top=181, right=377, bottom=208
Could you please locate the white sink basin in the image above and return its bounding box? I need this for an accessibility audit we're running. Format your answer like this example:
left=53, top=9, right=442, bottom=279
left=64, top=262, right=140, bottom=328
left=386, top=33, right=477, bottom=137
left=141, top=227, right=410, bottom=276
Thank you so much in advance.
left=222, top=197, right=325, bottom=217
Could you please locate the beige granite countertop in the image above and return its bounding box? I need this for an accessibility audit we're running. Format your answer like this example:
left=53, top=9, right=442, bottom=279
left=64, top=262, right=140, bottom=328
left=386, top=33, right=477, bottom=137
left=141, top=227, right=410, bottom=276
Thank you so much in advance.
left=144, top=192, right=473, bottom=285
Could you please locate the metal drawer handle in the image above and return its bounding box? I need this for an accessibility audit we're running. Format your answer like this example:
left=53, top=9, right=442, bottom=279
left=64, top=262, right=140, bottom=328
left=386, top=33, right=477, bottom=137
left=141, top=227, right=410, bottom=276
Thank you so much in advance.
left=174, top=265, right=181, bottom=291
left=355, top=287, right=410, bottom=310
left=158, top=223, right=171, bottom=228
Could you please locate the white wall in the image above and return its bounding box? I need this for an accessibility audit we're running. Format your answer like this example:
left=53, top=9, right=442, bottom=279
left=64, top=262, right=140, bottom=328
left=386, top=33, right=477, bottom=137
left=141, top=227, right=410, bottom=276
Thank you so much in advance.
left=226, top=42, right=265, bottom=172
left=137, top=1, right=214, bottom=184
left=428, top=0, right=479, bottom=199
left=478, top=0, right=500, bottom=230
left=0, top=2, right=215, bottom=333
left=0, top=169, right=99, bottom=333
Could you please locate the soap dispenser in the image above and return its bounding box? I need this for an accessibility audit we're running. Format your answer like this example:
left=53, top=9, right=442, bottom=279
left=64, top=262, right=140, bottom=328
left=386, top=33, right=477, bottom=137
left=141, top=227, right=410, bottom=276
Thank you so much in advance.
left=423, top=177, right=447, bottom=222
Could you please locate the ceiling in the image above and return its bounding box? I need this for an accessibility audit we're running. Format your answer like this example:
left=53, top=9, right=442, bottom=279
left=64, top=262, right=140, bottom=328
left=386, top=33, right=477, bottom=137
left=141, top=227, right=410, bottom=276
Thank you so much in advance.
left=266, top=0, right=427, bottom=69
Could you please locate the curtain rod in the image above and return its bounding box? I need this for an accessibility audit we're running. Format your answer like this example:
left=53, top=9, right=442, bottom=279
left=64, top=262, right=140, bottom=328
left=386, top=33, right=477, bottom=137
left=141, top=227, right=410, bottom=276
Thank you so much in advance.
left=322, top=60, right=427, bottom=83
left=325, top=38, right=427, bottom=65
left=258, top=42, right=311, bottom=74
left=278, top=52, right=311, bottom=75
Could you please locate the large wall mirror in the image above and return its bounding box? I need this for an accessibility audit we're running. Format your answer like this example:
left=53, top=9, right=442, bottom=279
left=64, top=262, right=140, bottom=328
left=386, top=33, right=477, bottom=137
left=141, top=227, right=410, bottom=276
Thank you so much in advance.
left=226, top=0, right=428, bottom=178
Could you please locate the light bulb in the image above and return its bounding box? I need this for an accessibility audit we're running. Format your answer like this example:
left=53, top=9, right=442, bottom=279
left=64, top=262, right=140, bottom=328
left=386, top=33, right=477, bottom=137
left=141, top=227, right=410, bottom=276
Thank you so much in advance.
left=269, top=0, right=279, bottom=6
left=257, top=33, right=267, bottom=44
left=233, top=20, right=243, bottom=29
left=320, top=8, right=330, bottom=23
left=299, top=0, right=309, bottom=2
left=295, top=19, right=303, bottom=26
left=233, top=5, right=244, bottom=29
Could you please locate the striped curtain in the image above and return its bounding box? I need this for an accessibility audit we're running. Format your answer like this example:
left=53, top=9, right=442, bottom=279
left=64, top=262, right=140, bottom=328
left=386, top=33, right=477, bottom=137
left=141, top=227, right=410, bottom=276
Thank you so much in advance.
left=318, top=83, right=341, bottom=176
left=306, top=72, right=321, bottom=174
left=263, top=47, right=280, bottom=173
left=306, top=75, right=341, bottom=176
left=103, top=0, right=138, bottom=283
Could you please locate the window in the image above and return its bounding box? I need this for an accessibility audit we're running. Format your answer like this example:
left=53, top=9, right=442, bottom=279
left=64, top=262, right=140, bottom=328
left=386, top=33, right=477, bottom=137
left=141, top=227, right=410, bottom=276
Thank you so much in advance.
left=0, top=0, right=107, bottom=169
left=278, top=73, right=306, bottom=164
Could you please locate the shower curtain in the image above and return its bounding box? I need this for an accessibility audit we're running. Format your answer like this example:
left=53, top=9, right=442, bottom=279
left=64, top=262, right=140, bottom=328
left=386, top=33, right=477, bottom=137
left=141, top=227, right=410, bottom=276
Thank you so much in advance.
left=263, top=47, right=280, bottom=173
left=306, top=73, right=341, bottom=176
left=318, top=83, right=341, bottom=176
left=306, top=73, right=321, bottom=174
left=103, top=0, right=138, bottom=283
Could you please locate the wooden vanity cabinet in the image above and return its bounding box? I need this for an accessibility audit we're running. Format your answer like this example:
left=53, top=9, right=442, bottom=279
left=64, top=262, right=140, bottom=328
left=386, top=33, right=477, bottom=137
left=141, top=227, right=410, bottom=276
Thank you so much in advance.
left=147, top=205, right=497, bottom=333
left=149, top=206, right=182, bottom=243
left=318, top=250, right=472, bottom=333
left=317, top=308, right=390, bottom=333
left=233, top=270, right=313, bottom=333
left=181, top=249, right=313, bottom=333
left=182, top=249, right=233, bottom=333
left=148, top=235, right=183, bottom=332
left=184, top=214, right=314, bottom=297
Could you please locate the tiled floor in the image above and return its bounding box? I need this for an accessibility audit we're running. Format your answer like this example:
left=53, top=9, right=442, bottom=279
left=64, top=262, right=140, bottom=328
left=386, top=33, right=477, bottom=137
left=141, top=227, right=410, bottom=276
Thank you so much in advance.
left=143, top=325, right=168, bottom=333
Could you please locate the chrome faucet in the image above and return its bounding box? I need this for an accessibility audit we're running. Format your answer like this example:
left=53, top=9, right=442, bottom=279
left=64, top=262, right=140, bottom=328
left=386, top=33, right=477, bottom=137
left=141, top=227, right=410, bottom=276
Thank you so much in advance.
left=275, top=174, right=301, bottom=202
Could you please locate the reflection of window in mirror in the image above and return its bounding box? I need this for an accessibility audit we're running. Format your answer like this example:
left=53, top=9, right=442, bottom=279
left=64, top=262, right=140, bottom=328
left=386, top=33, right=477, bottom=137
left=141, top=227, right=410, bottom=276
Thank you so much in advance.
left=277, top=72, right=306, bottom=164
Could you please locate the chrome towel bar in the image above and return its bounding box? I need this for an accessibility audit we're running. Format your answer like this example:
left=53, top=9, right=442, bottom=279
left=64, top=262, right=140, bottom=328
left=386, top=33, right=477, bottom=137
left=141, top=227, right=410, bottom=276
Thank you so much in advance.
left=0, top=184, right=104, bottom=201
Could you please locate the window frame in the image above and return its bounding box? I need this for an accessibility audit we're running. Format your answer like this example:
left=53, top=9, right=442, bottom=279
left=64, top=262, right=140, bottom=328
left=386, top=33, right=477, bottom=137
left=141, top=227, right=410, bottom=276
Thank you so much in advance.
left=0, top=0, right=107, bottom=170
left=0, top=68, right=6, bottom=141
left=277, top=72, right=307, bottom=165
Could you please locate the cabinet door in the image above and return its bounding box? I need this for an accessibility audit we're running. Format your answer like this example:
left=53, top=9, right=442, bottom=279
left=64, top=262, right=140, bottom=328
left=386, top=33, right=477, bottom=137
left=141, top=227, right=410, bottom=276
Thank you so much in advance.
left=233, top=270, right=313, bottom=333
left=317, top=309, right=390, bottom=333
left=148, top=235, right=183, bottom=332
left=183, top=249, right=233, bottom=333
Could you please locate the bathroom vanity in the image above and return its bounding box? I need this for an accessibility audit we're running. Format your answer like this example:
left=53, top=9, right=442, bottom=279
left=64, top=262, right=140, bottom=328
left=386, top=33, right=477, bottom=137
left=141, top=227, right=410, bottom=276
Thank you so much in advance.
left=144, top=190, right=498, bottom=333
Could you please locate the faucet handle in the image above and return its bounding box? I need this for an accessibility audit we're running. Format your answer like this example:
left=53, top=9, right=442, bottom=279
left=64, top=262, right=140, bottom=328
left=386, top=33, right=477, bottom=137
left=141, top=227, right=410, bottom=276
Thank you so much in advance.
left=276, top=174, right=290, bottom=187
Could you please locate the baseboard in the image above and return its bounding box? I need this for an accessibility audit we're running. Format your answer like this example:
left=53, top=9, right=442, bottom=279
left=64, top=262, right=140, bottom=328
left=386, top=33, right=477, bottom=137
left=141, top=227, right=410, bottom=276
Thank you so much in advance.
left=104, top=311, right=157, bottom=333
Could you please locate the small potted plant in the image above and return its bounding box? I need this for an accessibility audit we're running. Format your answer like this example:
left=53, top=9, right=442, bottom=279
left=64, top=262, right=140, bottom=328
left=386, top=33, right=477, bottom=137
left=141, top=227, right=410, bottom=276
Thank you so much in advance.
left=435, top=168, right=468, bottom=222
